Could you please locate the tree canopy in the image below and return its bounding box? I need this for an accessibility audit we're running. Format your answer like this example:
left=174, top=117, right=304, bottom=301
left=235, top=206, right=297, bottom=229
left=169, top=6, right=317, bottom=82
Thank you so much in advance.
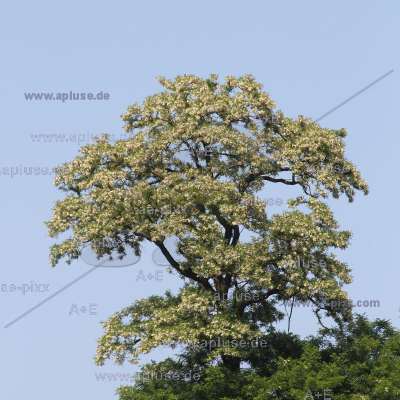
left=47, top=74, right=372, bottom=390
left=116, top=316, right=400, bottom=400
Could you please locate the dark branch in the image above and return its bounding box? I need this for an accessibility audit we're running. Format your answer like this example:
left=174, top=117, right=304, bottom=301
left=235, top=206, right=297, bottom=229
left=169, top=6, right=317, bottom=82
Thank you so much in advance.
left=261, top=175, right=298, bottom=185
left=155, top=241, right=214, bottom=292
left=231, top=225, right=240, bottom=246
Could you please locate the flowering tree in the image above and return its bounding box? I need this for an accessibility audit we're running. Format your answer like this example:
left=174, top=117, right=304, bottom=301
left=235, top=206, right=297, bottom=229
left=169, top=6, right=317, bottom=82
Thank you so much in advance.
left=47, top=74, right=368, bottom=373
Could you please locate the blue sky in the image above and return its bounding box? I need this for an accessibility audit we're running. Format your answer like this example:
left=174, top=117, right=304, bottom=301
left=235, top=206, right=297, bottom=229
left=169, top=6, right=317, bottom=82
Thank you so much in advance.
left=0, top=1, right=399, bottom=399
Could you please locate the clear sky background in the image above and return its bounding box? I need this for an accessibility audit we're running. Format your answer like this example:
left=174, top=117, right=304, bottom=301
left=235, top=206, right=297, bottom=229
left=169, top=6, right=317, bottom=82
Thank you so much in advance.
left=0, top=1, right=398, bottom=399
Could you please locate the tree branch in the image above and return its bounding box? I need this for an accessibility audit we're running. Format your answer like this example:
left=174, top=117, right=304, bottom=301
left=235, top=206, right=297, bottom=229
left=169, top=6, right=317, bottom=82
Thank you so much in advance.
left=261, top=175, right=298, bottom=185
left=155, top=241, right=214, bottom=292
